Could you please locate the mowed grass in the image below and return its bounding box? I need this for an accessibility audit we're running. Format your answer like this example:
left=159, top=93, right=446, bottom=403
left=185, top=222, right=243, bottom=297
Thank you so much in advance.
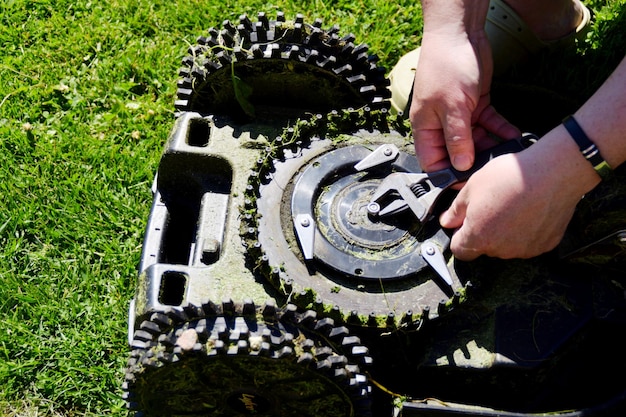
left=0, top=0, right=623, bottom=416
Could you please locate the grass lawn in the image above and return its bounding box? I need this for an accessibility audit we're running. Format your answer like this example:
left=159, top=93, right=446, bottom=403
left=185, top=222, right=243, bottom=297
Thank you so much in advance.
left=0, top=0, right=623, bottom=415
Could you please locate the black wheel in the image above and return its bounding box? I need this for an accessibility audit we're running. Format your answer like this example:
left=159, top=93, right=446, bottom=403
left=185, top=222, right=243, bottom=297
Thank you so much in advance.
left=242, top=132, right=465, bottom=329
left=124, top=300, right=373, bottom=416
left=175, top=12, right=390, bottom=119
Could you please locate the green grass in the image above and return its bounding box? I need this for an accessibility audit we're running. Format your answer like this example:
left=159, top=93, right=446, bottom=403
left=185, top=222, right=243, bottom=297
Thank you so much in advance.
left=0, top=0, right=623, bottom=415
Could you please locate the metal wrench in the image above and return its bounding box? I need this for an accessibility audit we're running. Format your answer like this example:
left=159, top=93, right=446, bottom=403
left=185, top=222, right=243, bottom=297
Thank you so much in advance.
left=364, top=134, right=537, bottom=222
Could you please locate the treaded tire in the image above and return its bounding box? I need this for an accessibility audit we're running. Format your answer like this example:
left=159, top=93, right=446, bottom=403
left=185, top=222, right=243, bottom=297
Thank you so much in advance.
left=242, top=133, right=463, bottom=328
left=124, top=300, right=373, bottom=416
left=175, top=12, right=391, bottom=119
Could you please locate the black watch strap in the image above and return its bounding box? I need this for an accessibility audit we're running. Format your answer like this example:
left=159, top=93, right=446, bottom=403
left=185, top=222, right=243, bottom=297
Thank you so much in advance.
left=562, top=115, right=612, bottom=180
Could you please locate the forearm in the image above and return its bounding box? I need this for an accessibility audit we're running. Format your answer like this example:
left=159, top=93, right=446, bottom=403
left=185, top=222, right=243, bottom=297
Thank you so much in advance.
left=574, top=55, right=626, bottom=170
left=420, top=0, right=490, bottom=38
left=540, top=55, right=626, bottom=197
left=516, top=56, right=626, bottom=205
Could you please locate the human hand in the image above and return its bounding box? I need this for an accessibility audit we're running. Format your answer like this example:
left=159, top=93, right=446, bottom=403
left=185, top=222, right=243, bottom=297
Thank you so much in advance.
left=438, top=144, right=593, bottom=260
left=432, top=54, right=626, bottom=261
left=409, top=32, right=520, bottom=173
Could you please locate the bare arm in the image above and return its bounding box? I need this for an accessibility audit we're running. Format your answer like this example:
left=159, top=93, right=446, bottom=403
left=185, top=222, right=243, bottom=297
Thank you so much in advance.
left=420, top=0, right=490, bottom=35
left=575, top=55, right=626, bottom=170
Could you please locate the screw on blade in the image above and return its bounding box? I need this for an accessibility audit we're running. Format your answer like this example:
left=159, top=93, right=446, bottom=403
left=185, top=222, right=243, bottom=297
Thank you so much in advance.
left=354, top=143, right=399, bottom=171
left=294, top=214, right=315, bottom=260
left=420, top=240, right=453, bottom=287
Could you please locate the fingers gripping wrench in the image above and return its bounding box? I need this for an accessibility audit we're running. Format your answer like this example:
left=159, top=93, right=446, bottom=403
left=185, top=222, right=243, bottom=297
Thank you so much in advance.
left=364, top=135, right=537, bottom=221
left=356, top=135, right=536, bottom=286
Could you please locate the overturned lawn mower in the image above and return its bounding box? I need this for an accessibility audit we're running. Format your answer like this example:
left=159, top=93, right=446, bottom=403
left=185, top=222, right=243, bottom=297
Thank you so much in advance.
left=123, top=12, right=626, bottom=417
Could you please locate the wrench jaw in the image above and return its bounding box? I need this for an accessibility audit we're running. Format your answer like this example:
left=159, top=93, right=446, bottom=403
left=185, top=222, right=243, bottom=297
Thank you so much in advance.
left=367, top=172, right=448, bottom=225
left=357, top=146, right=460, bottom=289
left=367, top=172, right=430, bottom=218
left=356, top=144, right=437, bottom=221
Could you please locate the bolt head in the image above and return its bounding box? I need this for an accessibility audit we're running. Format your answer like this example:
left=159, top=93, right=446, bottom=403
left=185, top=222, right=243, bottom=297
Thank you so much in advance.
left=367, top=202, right=380, bottom=215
